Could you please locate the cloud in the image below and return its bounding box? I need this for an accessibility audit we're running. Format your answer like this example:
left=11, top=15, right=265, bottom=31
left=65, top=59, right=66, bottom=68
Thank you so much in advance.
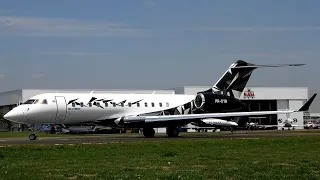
left=141, top=1, right=155, bottom=5
left=0, top=16, right=149, bottom=37
left=39, top=52, right=111, bottom=57
left=222, top=52, right=300, bottom=58
left=185, top=27, right=320, bottom=32
left=31, top=74, right=44, bottom=79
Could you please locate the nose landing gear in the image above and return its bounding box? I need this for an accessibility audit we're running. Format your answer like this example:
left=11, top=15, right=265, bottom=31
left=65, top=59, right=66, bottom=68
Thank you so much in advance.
left=29, top=124, right=37, bottom=140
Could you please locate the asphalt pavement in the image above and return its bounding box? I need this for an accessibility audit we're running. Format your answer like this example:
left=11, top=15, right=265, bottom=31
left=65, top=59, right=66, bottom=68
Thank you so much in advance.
left=1, top=130, right=319, bottom=146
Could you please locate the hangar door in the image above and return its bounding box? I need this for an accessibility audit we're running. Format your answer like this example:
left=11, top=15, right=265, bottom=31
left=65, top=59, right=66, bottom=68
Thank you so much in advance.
left=55, top=96, right=67, bottom=123
left=241, top=100, right=278, bottom=127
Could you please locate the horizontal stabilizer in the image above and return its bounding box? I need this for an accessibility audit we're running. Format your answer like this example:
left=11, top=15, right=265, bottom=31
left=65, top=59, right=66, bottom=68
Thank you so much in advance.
left=233, top=64, right=305, bottom=69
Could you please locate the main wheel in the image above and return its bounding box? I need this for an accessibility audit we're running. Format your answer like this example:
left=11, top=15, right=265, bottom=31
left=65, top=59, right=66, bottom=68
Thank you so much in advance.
left=166, top=127, right=179, bottom=137
left=143, top=127, right=155, bottom=137
left=29, top=134, right=37, bottom=140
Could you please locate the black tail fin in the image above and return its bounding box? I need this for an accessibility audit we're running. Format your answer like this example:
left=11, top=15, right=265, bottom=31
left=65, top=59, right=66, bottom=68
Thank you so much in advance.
left=297, top=93, right=317, bottom=112
left=200, top=60, right=305, bottom=98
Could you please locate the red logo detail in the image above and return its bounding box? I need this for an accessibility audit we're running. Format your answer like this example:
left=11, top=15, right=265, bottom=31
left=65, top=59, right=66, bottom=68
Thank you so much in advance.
left=244, top=89, right=255, bottom=98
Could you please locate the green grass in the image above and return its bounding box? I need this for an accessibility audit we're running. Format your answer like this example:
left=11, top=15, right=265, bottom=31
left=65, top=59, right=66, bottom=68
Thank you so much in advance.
left=1, top=136, right=320, bottom=179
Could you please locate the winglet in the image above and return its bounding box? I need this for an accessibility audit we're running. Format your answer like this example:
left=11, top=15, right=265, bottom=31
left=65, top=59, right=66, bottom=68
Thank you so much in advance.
left=297, top=93, right=317, bottom=112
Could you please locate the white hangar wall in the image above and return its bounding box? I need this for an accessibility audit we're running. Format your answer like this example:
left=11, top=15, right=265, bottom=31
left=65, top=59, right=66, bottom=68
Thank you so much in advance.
left=0, top=90, right=23, bottom=113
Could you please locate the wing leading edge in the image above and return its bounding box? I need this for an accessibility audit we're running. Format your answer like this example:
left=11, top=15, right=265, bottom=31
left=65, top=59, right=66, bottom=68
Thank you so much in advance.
left=121, top=93, right=317, bottom=124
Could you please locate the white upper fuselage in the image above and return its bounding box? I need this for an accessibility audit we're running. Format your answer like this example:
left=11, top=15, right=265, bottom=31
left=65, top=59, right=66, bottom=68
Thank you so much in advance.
left=4, top=92, right=195, bottom=124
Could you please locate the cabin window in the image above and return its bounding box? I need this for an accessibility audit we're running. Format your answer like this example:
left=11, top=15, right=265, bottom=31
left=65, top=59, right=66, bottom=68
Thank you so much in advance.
left=151, top=102, right=154, bottom=107
left=72, top=102, right=75, bottom=107
left=166, top=102, right=169, bottom=107
left=137, top=103, right=140, bottom=107
left=80, top=102, right=84, bottom=107
left=105, top=103, right=108, bottom=107
left=159, top=102, right=162, bottom=107
left=145, top=102, right=148, bottom=107
left=128, top=103, right=131, bottom=107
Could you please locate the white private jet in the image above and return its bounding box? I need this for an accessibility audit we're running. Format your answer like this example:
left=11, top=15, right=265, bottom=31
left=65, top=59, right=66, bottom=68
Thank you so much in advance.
left=4, top=60, right=313, bottom=140
left=191, top=118, right=239, bottom=133
left=254, top=116, right=304, bottom=130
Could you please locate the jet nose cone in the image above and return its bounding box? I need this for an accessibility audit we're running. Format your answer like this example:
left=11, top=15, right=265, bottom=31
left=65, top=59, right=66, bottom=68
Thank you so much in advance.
left=3, top=110, right=23, bottom=123
left=3, top=111, right=11, bottom=120
left=231, top=122, right=238, bottom=126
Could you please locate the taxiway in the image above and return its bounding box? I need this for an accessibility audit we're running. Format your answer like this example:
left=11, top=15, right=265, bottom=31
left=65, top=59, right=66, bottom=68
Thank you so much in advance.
left=1, top=130, right=320, bottom=146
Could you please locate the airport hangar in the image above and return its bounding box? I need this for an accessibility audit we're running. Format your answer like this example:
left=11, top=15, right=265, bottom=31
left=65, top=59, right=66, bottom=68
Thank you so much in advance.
left=0, top=86, right=310, bottom=132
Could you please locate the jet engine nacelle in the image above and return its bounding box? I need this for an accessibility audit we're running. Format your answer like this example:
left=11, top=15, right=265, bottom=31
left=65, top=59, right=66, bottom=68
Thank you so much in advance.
left=114, top=116, right=146, bottom=127
left=194, top=92, right=247, bottom=113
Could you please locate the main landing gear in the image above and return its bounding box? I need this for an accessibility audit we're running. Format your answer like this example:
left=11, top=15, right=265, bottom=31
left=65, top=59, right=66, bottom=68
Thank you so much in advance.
left=143, top=127, right=155, bottom=137
left=29, top=124, right=37, bottom=140
left=142, top=126, right=180, bottom=138
left=166, top=126, right=179, bottom=137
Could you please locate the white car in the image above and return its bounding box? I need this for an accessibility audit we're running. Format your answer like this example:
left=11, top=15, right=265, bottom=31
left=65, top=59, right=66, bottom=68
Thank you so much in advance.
left=304, top=122, right=319, bottom=129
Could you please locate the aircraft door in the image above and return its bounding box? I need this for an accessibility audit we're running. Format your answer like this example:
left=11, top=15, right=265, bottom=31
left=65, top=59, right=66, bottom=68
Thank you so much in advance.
left=55, top=96, right=67, bottom=123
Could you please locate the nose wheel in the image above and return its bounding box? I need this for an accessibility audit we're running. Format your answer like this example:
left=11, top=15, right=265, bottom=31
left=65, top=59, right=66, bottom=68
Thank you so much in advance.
left=29, top=133, right=37, bottom=140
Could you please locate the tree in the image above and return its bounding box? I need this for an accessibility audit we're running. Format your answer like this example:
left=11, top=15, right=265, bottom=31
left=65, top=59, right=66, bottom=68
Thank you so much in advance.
left=0, top=110, right=12, bottom=131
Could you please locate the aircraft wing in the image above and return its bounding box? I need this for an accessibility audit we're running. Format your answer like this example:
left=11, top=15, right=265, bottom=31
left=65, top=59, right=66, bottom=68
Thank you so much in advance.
left=120, top=93, right=317, bottom=124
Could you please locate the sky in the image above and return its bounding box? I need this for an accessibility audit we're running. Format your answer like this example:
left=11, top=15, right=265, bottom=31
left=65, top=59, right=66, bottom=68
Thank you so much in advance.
left=0, top=0, right=319, bottom=110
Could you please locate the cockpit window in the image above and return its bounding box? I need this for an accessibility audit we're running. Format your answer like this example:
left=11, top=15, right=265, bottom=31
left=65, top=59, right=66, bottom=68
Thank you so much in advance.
left=23, top=99, right=36, bottom=104
left=41, top=99, right=48, bottom=104
left=35, top=99, right=48, bottom=104
left=23, top=99, right=48, bottom=104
